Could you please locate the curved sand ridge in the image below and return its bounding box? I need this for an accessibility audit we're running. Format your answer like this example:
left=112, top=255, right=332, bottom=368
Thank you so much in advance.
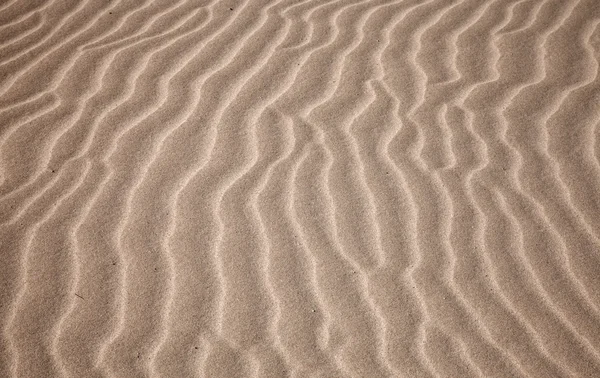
left=1, top=0, right=599, bottom=376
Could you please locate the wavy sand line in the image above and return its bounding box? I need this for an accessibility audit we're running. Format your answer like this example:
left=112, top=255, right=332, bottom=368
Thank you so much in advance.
left=391, top=1, right=529, bottom=375
left=464, top=0, right=600, bottom=374
left=50, top=5, right=218, bottom=376
left=4, top=161, right=90, bottom=377
left=412, top=0, right=577, bottom=374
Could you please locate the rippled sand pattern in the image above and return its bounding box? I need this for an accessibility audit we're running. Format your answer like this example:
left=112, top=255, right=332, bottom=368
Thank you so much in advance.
left=1, top=0, right=600, bottom=377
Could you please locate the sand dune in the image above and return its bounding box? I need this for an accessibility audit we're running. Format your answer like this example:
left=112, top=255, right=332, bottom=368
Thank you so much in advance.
left=1, top=0, right=599, bottom=376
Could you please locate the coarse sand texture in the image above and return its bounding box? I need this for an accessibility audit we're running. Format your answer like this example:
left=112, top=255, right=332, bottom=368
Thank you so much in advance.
left=1, top=0, right=600, bottom=377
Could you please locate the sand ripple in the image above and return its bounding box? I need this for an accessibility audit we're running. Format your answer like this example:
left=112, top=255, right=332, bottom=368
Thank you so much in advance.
left=1, top=0, right=600, bottom=376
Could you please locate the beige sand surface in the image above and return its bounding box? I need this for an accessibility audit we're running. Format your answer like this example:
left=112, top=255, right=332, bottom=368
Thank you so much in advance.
left=1, top=0, right=600, bottom=377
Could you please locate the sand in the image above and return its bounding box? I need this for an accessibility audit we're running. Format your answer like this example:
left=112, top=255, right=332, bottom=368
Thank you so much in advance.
left=1, top=0, right=599, bottom=377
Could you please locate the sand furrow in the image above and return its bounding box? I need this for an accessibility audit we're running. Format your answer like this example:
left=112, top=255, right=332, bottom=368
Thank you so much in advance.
left=351, top=2, right=446, bottom=375
left=387, top=2, right=531, bottom=376
left=415, top=0, right=578, bottom=375
left=141, top=2, right=312, bottom=376
left=81, top=0, right=193, bottom=52
left=423, top=326, right=481, bottom=378
left=238, top=109, right=300, bottom=377
left=357, top=80, right=437, bottom=378
left=305, top=0, right=389, bottom=275
left=52, top=9, right=217, bottom=378
left=277, top=2, right=414, bottom=376
left=415, top=0, right=492, bottom=169
left=121, top=8, right=292, bottom=378
left=0, top=0, right=49, bottom=29
left=498, top=0, right=544, bottom=34
left=463, top=0, right=600, bottom=375
left=292, top=135, right=392, bottom=377
left=0, top=0, right=139, bottom=96
left=0, top=2, right=207, bottom=206
left=88, top=14, right=266, bottom=378
left=196, top=4, right=297, bottom=375
left=0, top=0, right=19, bottom=15
left=259, top=113, right=340, bottom=377
left=0, top=0, right=86, bottom=68
left=2, top=0, right=600, bottom=376
left=498, top=0, right=600, bottom=357
left=297, top=3, right=407, bottom=376
left=545, top=20, right=600, bottom=241
left=0, top=94, right=59, bottom=202
left=0, top=11, right=43, bottom=50
left=0, top=3, right=155, bottom=204
left=3, top=160, right=90, bottom=377
left=171, top=1, right=377, bottom=376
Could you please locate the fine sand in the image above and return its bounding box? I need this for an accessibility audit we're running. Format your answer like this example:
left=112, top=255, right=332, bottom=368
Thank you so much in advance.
left=1, top=0, right=600, bottom=377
